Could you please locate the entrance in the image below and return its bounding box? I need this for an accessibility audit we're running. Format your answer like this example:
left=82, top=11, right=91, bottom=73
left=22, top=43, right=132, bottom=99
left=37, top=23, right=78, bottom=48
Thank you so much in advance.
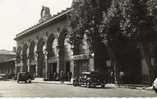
left=48, top=63, right=57, bottom=80
left=49, top=63, right=57, bottom=74
left=118, top=46, right=142, bottom=84
left=65, top=62, right=70, bottom=73
left=52, top=63, right=57, bottom=73
left=30, top=65, right=36, bottom=74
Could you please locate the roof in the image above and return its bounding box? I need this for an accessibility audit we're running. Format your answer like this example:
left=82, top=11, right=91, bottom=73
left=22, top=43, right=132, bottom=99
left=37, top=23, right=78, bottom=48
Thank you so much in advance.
left=0, top=50, right=15, bottom=55
left=15, top=7, right=72, bottom=40
left=0, top=50, right=16, bottom=63
left=0, top=58, right=16, bottom=63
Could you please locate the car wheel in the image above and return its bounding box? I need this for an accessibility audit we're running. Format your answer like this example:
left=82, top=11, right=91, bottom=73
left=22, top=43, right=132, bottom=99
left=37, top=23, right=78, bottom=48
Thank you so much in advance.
left=153, top=86, right=157, bottom=93
left=73, top=83, right=77, bottom=87
left=86, top=82, right=91, bottom=88
left=101, top=84, right=105, bottom=88
left=73, top=81, right=78, bottom=87
left=28, top=79, right=31, bottom=83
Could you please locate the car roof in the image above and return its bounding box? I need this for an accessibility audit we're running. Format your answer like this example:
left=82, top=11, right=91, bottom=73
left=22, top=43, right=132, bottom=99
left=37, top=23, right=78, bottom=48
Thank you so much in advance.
left=81, top=72, right=91, bottom=75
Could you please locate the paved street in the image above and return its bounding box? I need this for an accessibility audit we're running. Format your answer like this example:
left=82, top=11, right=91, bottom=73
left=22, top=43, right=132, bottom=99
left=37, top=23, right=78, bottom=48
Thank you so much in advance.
left=0, top=80, right=156, bottom=97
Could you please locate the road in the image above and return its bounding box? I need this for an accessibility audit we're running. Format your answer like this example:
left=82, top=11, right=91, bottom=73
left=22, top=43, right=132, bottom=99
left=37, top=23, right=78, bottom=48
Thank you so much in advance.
left=0, top=80, right=156, bottom=97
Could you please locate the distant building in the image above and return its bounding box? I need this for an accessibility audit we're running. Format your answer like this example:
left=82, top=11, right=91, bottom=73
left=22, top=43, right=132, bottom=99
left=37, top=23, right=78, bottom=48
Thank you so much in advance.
left=0, top=50, right=16, bottom=74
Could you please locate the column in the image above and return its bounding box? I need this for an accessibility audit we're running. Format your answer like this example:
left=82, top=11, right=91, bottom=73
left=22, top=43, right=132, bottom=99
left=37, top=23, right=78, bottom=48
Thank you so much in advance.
left=35, top=52, right=38, bottom=77
left=34, top=40, right=38, bottom=77
left=57, top=57, right=60, bottom=73
left=15, top=61, right=18, bottom=74
left=27, top=43, right=30, bottom=72
left=20, top=54, right=23, bottom=72
left=27, top=58, right=30, bottom=72
left=70, top=58, right=74, bottom=83
left=44, top=50, right=48, bottom=80
left=89, top=53, right=94, bottom=71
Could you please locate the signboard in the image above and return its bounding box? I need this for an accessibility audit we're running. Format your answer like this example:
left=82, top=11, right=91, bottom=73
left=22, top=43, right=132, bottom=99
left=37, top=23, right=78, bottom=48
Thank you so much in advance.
left=48, top=57, right=58, bottom=63
left=73, top=54, right=90, bottom=60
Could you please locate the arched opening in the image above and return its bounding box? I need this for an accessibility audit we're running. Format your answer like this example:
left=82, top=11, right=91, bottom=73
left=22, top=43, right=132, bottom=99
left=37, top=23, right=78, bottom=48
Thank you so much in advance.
left=47, top=34, right=58, bottom=78
left=64, top=35, right=73, bottom=80
left=16, top=47, right=22, bottom=63
left=37, top=38, right=45, bottom=77
left=29, top=41, right=36, bottom=75
left=16, top=47, right=22, bottom=73
left=22, top=44, right=28, bottom=72
left=58, top=28, right=73, bottom=81
left=29, top=41, right=35, bottom=61
left=58, top=28, right=68, bottom=72
left=47, top=34, right=56, bottom=57
left=74, top=33, right=91, bottom=75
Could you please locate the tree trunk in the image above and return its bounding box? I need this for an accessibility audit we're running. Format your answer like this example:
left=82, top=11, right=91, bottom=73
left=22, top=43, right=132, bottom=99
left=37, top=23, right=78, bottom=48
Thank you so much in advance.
left=107, top=45, right=118, bottom=84
left=139, top=42, right=155, bottom=84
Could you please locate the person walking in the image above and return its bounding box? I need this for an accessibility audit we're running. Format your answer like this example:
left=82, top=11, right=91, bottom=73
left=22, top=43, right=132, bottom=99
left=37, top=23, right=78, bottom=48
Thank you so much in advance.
left=119, top=71, right=124, bottom=84
left=60, top=70, right=64, bottom=83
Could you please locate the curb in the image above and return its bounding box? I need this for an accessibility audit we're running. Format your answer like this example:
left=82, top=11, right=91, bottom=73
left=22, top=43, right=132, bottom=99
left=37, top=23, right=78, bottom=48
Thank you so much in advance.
left=119, top=85, right=153, bottom=91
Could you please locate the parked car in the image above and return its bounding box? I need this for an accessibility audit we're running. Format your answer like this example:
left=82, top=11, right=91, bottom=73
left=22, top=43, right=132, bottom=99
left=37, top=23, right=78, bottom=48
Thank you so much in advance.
left=73, top=71, right=106, bottom=88
left=0, top=74, right=8, bottom=80
left=153, top=78, right=157, bottom=93
left=17, top=72, right=34, bottom=83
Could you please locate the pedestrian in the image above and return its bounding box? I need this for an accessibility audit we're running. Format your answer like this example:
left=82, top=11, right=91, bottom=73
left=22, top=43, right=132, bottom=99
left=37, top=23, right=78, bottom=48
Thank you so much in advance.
left=110, top=71, right=114, bottom=83
left=119, top=71, right=124, bottom=84
left=69, top=72, right=72, bottom=81
left=67, top=72, right=72, bottom=81
left=53, top=72, right=57, bottom=81
left=60, top=70, right=64, bottom=83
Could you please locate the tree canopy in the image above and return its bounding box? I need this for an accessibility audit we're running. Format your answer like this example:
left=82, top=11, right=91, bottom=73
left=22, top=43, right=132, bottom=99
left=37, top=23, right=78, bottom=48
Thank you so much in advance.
left=70, top=0, right=157, bottom=83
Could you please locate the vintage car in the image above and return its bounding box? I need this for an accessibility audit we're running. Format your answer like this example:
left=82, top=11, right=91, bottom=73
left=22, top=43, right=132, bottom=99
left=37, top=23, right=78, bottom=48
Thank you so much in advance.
left=17, top=72, right=34, bottom=83
left=0, top=74, right=8, bottom=80
left=73, top=71, right=106, bottom=88
left=153, top=78, right=157, bottom=93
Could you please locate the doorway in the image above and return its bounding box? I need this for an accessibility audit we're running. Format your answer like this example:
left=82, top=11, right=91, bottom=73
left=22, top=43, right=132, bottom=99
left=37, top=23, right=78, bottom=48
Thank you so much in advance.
left=65, top=62, right=70, bottom=73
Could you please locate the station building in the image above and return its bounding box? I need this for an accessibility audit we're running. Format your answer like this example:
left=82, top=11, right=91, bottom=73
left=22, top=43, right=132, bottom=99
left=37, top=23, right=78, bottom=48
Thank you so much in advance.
left=14, top=5, right=154, bottom=84
left=14, top=6, right=94, bottom=80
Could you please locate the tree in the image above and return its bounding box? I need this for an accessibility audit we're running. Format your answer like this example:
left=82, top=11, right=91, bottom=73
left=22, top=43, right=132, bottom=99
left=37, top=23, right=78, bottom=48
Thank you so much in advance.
left=119, top=0, right=157, bottom=83
left=70, top=0, right=112, bottom=77
left=70, top=0, right=157, bottom=83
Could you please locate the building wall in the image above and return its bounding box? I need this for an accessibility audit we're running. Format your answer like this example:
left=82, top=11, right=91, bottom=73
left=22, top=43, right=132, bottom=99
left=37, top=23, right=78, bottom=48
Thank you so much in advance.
left=15, top=7, right=151, bottom=83
left=0, top=61, right=15, bottom=74
left=15, top=12, right=93, bottom=79
left=16, top=19, right=68, bottom=47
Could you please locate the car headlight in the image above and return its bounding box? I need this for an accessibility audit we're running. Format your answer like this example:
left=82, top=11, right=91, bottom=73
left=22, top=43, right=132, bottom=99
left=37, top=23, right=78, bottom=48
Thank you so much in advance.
left=87, top=78, right=91, bottom=80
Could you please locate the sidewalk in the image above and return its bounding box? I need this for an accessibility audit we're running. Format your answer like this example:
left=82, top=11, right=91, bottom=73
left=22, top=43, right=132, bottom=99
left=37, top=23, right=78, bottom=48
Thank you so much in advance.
left=118, top=84, right=153, bottom=91
left=33, top=78, right=72, bottom=85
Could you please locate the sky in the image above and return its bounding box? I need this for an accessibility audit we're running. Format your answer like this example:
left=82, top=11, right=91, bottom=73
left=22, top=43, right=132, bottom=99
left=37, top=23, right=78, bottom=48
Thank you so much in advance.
left=0, top=0, right=72, bottom=51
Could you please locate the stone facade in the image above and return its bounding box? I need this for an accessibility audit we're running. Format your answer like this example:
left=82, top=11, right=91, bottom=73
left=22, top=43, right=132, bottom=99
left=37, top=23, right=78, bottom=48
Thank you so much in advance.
left=14, top=6, right=154, bottom=84
left=14, top=7, right=94, bottom=80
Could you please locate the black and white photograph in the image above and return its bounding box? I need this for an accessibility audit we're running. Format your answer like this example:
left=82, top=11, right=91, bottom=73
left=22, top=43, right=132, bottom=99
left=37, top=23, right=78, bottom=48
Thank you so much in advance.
left=0, top=0, right=156, bottom=98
